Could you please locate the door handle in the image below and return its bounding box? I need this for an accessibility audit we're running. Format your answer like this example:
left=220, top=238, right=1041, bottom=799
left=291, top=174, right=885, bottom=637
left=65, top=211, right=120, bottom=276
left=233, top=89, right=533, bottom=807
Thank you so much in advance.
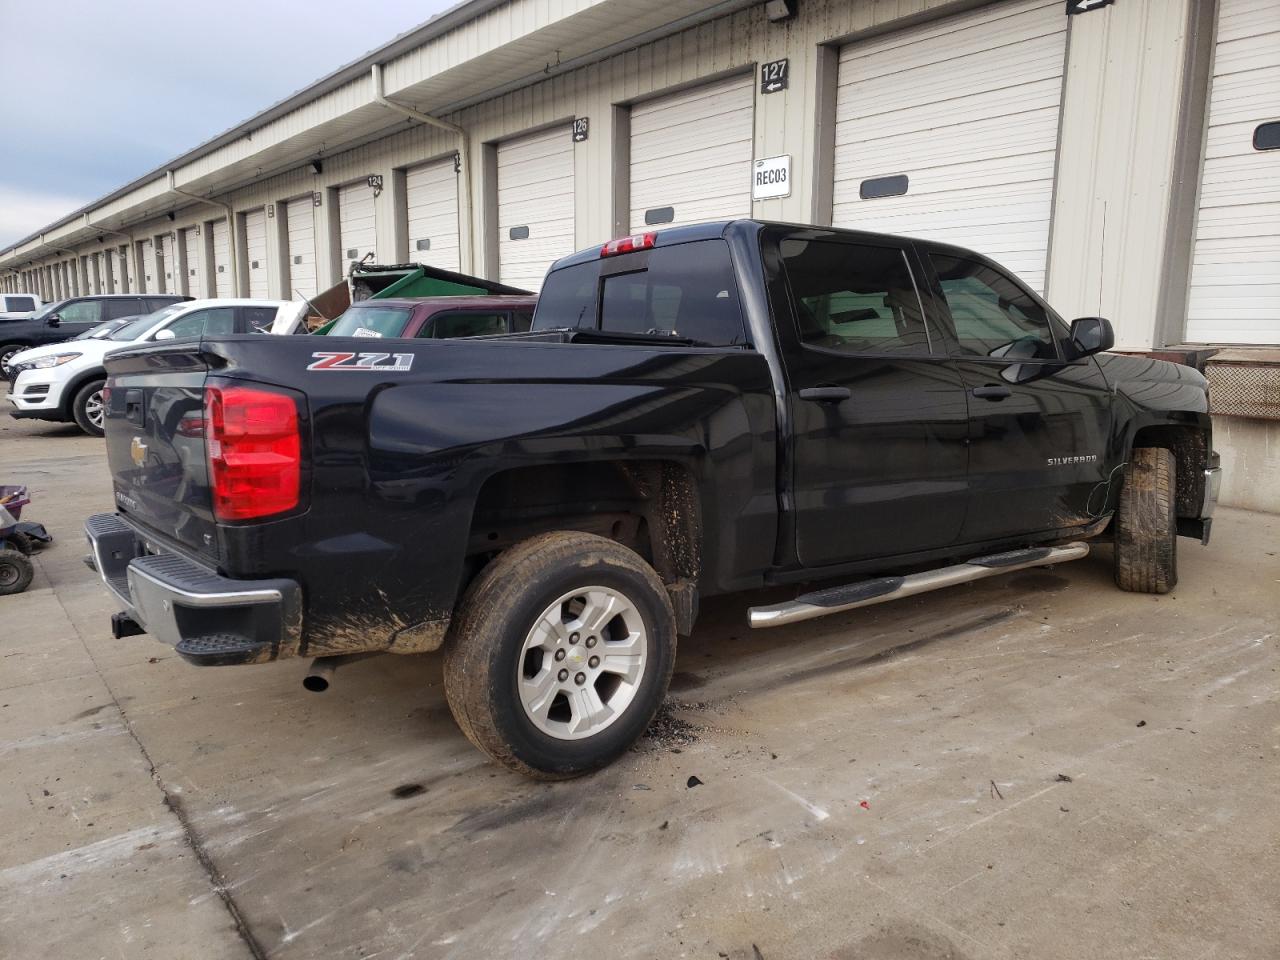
left=798, top=386, right=852, bottom=403
left=971, top=385, right=1012, bottom=401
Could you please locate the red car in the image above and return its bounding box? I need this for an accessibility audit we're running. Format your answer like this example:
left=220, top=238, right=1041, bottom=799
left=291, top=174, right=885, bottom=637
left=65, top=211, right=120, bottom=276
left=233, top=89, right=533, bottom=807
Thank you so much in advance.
left=323, top=296, right=537, bottom=340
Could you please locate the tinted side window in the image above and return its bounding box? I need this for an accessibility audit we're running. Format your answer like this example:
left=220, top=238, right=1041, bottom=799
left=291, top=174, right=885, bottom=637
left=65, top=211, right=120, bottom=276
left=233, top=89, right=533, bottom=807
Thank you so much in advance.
left=104, top=298, right=142, bottom=320
left=931, top=255, right=1057, bottom=360
left=144, top=297, right=176, bottom=312
left=6, top=297, right=35, bottom=312
left=597, top=241, right=747, bottom=346
left=164, top=307, right=236, bottom=339
left=241, top=306, right=277, bottom=332
left=509, top=308, right=533, bottom=333
left=533, top=267, right=597, bottom=329
left=58, top=300, right=104, bottom=324
left=425, top=312, right=509, bottom=339
left=780, top=239, right=930, bottom=355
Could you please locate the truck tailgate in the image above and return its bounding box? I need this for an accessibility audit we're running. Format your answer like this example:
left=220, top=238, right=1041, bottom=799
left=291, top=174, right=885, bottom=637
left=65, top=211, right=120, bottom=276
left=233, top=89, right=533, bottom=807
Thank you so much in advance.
left=102, top=345, right=218, bottom=561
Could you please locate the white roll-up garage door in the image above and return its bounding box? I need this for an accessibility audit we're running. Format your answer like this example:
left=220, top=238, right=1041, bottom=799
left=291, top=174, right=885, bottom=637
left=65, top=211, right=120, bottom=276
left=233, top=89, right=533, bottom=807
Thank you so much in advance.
left=141, top=239, right=156, bottom=293
left=243, top=209, right=268, bottom=298
left=629, top=75, right=754, bottom=233
left=1185, top=0, right=1280, bottom=344
left=212, top=219, right=233, bottom=297
left=183, top=227, right=202, bottom=297
left=406, top=157, right=460, bottom=272
left=832, top=0, right=1067, bottom=293
left=161, top=234, right=175, bottom=294
left=498, top=125, right=575, bottom=291
left=124, top=245, right=137, bottom=293
left=339, top=181, right=377, bottom=272
left=286, top=198, right=317, bottom=300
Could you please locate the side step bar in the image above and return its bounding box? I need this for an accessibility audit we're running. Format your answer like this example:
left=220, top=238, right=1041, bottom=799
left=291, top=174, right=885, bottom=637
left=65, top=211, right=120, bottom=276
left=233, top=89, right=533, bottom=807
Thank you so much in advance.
left=748, top=542, right=1090, bottom=629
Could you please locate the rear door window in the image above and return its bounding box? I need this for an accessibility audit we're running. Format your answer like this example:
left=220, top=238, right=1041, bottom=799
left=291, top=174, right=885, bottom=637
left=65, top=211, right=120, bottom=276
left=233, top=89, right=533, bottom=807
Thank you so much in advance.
left=421, top=312, right=509, bottom=339
left=240, top=306, right=278, bottom=332
left=780, top=238, right=932, bottom=355
left=104, top=298, right=142, bottom=320
left=5, top=296, right=35, bottom=312
left=163, top=307, right=236, bottom=339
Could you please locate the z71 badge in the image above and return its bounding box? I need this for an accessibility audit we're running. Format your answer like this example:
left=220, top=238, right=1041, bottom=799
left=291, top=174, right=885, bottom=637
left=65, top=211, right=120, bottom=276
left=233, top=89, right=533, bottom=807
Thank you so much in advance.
left=307, top=351, right=414, bottom=372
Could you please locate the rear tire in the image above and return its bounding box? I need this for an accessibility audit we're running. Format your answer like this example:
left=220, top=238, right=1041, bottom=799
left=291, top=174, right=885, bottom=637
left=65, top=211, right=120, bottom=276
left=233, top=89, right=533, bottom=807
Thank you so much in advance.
left=443, top=531, right=677, bottom=779
left=72, top=378, right=106, bottom=436
left=0, top=548, right=34, bottom=595
left=1114, top=446, right=1177, bottom=594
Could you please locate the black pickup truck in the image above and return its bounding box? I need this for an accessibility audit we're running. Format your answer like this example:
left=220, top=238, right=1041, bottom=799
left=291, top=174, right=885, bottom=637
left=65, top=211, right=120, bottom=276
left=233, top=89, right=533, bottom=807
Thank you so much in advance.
left=86, top=220, right=1220, bottom=778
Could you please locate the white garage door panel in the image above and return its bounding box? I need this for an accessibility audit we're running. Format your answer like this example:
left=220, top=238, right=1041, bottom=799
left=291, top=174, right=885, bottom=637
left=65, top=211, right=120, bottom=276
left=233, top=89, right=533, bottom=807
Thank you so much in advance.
left=183, top=228, right=202, bottom=297
left=833, top=0, right=1066, bottom=294
left=244, top=209, right=268, bottom=298
left=124, top=246, right=137, bottom=293
left=1186, top=0, right=1280, bottom=344
left=629, top=76, right=753, bottom=233
left=212, top=219, right=233, bottom=297
left=141, top=240, right=155, bottom=293
left=406, top=159, right=460, bottom=272
left=161, top=234, right=175, bottom=293
left=339, top=182, right=377, bottom=267
left=498, top=126, right=575, bottom=291
left=286, top=199, right=317, bottom=300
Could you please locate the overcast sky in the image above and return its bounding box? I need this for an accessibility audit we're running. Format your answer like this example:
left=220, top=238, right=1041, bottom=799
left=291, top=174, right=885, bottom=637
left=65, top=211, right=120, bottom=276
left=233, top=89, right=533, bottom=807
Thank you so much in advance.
left=0, top=0, right=457, bottom=247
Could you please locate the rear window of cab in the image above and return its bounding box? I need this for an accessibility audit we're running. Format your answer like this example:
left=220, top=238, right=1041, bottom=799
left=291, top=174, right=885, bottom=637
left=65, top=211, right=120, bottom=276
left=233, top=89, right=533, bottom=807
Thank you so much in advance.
left=327, top=306, right=414, bottom=338
left=533, top=239, right=748, bottom=347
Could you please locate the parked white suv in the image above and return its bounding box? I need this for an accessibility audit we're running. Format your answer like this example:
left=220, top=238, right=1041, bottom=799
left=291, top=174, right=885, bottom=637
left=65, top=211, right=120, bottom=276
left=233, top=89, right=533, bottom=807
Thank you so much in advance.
left=0, top=293, right=41, bottom=320
left=7, top=299, right=307, bottom=436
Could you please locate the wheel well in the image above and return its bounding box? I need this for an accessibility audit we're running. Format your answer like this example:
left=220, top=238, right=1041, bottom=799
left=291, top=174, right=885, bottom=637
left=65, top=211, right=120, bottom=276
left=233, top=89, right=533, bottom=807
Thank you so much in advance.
left=1131, top=424, right=1208, bottom=518
left=61, top=368, right=106, bottom=417
left=466, top=460, right=702, bottom=629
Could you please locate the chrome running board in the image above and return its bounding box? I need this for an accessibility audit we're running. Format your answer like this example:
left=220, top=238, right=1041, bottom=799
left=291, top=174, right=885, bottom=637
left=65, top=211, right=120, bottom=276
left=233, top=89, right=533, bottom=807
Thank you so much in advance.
left=748, top=542, right=1091, bottom=629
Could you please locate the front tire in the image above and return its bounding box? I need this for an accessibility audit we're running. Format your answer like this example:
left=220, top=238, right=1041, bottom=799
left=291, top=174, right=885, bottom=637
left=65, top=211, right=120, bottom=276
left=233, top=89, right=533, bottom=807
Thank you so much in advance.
left=1114, top=446, right=1177, bottom=594
left=72, top=378, right=106, bottom=436
left=1, top=344, right=24, bottom=379
left=443, top=531, right=677, bottom=779
left=0, top=548, right=34, bottom=595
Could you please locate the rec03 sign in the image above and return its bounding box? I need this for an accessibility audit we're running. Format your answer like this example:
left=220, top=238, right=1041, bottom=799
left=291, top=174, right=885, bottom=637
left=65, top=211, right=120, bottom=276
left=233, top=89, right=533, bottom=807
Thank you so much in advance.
left=752, top=155, right=791, bottom=201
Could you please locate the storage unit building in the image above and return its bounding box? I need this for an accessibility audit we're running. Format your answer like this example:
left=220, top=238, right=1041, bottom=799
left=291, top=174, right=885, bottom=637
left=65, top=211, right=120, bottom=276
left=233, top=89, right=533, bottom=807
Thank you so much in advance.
left=243, top=208, right=269, bottom=298
left=831, top=0, right=1067, bottom=294
left=338, top=180, right=377, bottom=272
left=406, top=157, right=461, bottom=272
left=629, top=74, right=754, bottom=233
left=1185, top=0, right=1280, bottom=345
left=497, top=125, right=575, bottom=291
left=285, top=197, right=317, bottom=300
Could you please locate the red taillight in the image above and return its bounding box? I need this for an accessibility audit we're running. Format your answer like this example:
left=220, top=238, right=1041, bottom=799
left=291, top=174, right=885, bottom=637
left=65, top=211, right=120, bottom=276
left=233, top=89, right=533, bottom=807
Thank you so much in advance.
left=600, top=232, right=657, bottom=258
left=204, top=385, right=301, bottom=521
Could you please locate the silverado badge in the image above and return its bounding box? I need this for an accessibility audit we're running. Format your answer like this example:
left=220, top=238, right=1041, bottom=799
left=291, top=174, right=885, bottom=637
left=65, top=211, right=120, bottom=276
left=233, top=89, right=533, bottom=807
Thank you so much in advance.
left=307, top=351, right=414, bottom=372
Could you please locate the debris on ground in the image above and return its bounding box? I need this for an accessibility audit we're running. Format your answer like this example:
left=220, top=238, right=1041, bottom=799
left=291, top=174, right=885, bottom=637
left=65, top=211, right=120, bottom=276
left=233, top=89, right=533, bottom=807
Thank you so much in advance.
left=990, top=780, right=1004, bottom=800
left=1136, top=720, right=1147, bottom=727
left=1055, top=774, right=1073, bottom=783
left=858, top=800, right=870, bottom=810
left=687, top=776, right=704, bottom=788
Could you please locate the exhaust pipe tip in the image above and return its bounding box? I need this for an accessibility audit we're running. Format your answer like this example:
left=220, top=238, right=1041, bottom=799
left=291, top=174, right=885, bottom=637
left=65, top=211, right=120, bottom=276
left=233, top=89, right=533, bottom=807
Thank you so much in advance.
left=302, top=653, right=375, bottom=692
left=302, top=672, right=331, bottom=693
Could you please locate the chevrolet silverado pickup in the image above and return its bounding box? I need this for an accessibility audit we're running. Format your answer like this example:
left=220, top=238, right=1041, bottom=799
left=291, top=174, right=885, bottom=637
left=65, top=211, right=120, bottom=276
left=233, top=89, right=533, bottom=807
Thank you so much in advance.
left=86, top=220, right=1221, bottom=778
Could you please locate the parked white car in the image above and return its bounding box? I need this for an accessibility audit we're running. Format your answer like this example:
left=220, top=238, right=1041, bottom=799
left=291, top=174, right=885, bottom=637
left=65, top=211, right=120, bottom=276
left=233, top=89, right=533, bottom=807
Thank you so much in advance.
left=6, top=299, right=307, bottom=436
left=0, top=293, right=41, bottom=320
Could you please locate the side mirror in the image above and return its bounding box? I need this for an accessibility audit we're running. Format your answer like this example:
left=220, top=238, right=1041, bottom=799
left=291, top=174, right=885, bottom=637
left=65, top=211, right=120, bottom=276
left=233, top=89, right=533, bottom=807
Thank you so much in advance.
left=45, top=314, right=61, bottom=327
left=1068, top=316, right=1114, bottom=357
left=153, top=328, right=176, bottom=341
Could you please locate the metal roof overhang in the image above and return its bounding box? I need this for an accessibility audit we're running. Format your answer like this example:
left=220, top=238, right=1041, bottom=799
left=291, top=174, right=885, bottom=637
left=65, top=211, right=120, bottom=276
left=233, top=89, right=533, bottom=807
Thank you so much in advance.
left=2, top=0, right=754, bottom=270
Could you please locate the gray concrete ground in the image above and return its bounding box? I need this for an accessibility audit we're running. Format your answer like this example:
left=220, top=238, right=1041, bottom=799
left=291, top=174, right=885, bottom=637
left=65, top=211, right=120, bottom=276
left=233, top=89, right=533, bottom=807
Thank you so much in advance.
left=2, top=382, right=1278, bottom=960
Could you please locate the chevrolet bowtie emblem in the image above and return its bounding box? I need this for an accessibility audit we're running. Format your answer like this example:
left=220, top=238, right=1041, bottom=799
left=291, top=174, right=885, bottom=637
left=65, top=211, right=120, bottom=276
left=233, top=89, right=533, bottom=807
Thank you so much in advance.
left=130, top=436, right=148, bottom=467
